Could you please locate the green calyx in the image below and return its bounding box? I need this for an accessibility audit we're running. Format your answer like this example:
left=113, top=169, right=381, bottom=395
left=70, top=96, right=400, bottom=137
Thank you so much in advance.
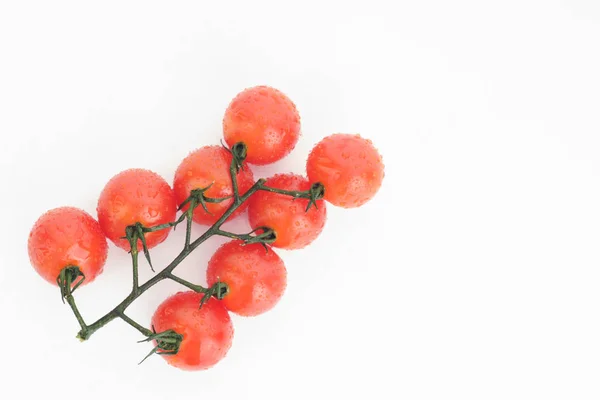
left=199, top=281, right=230, bottom=309
left=124, top=222, right=154, bottom=272
left=222, top=141, right=248, bottom=173
left=138, top=327, right=184, bottom=364
left=57, top=266, right=85, bottom=301
left=306, top=182, right=326, bottom=211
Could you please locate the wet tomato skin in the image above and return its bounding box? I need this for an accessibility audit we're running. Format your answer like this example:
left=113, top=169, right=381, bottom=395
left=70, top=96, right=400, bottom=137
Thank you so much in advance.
left=306, top=134, right=384, bottom=208
left=97, top=168, right=177, bottom=251
left=173, top=146, right=255, bottom=225
left=247, top=173, right=327, bottom=250
left=151, top=291, right=234, bottom=371
left=207, top=241, right=287, bottom=316
left=28, top=207, right=108, bottom=285
left=223, top=86, right=301, bottom=165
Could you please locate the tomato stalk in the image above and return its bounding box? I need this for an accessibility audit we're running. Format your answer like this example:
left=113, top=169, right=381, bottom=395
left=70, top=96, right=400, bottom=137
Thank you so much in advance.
left=258, top=182, right=325, bottom=211
left=74, top=177, right=265, bottom=342
left=137, top=328, right=184, bottom=365
left=216, top=227, right=277, bottom=250
left=116, top=311, right=153, bottom=337
left=57, top=266, right=87, bottom=332
left=125, top=225, right=142, bottom=292
left=227, top=142, right=248, bottom=201
left=61, top=142, right=324, bottom=358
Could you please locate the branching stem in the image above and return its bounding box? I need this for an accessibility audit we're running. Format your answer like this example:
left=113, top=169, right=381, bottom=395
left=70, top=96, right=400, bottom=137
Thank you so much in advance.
left=59, top=142, right=323, bottom=352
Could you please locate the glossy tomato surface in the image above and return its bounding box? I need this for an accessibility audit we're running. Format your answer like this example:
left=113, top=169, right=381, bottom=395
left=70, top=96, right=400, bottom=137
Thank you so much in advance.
left=247, top=173, right=326, bottom=249
left=151, top=291, right=234, bottom=370
left=97, top=169, right=177, bottom=250
left=173, top=146, right=254, bottom=225
left=223, top=86, right=301, bottom=165
left=207, top=241, right=287, bottom=316
left=28, top=207, right=108, bottom=284
left=306, top=134, right=384, bottom=208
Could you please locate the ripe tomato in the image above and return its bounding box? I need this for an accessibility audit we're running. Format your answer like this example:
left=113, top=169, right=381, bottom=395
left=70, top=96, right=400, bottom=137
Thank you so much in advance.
left=306, top=134, right=384, bottom=208
left=97, top=169, right=177, bottom=251
left=207, top=241, right=287, bottom=316
left=28, top=207, right=108, bottom=285
left=151, top=291, right=234, bottom=370
left=247, top=173, right=327, bottom=249
left=223, top=86, right=301, bottom=165
left=173, top=146, right=255, bottom=225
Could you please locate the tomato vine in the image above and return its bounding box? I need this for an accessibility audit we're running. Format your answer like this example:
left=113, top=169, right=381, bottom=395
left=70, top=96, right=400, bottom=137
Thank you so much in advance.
left=61, top=142, right=322, bottom=356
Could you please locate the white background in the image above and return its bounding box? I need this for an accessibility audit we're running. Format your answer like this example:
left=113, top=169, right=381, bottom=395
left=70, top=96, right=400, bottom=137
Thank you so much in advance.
left=1, top=0, right=599, bottom=398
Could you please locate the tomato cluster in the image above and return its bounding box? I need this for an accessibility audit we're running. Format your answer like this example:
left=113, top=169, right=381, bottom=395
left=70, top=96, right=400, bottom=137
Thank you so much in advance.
left=27, top=86, right=384, bottom=370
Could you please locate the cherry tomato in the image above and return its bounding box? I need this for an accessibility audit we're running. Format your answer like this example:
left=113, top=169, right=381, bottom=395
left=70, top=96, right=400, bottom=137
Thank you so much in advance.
left=97, top=169, right=177, bottom=251
left=247, top=173, right=327, bottom=249
left=151, top=291, right=234, bottom=370
left=173, top=146, right=255, bottom=225
left=28, top=207, right=108, bottom=285
left=207, top=241, right=287, bottom=316
left=306, top=134, right=384, bottom=208
left=223, top=86, right=301, bottom=165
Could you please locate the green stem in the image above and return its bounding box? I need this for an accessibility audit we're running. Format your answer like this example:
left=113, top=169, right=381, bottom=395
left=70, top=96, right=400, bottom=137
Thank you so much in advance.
left=230, top=162, right=240, bottom=201
left=131, top=248, right=139, bottom=293
left=143, top=214, right=186, bottom=232
left=215, top=229, right=242, bottom=240
left=259, top=182, right=325, bottom=211
left=65, top=295, right=87, bottom=332
left=215, top=227, right=276, bottom=246
left=117, top=311, right=153, bottom=337
left=258, top=185, right=312, bottom=198
left=65, top=139, right=325, bottom=343
left=184, top=203, right=195, bottom=250
left=167, top=273, right=207, bottom=293
left=77, top=178, right=267, bottom=341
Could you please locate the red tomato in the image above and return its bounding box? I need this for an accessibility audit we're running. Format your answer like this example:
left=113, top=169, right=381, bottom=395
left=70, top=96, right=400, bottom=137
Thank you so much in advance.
left=173, top=146, right=255, bottom=225
left=151, top=291, right=234, bottom=370
left=28, top=207, right=108, bottom=285
left=248, top=173, right=327, bottom=249
left=306, top=134, right=384, bottom=208
left=207, top=241, right=287, bottom=316
left=223, top=86, right=301, bottom=165
left=97, top=169, right=177, bottom=251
